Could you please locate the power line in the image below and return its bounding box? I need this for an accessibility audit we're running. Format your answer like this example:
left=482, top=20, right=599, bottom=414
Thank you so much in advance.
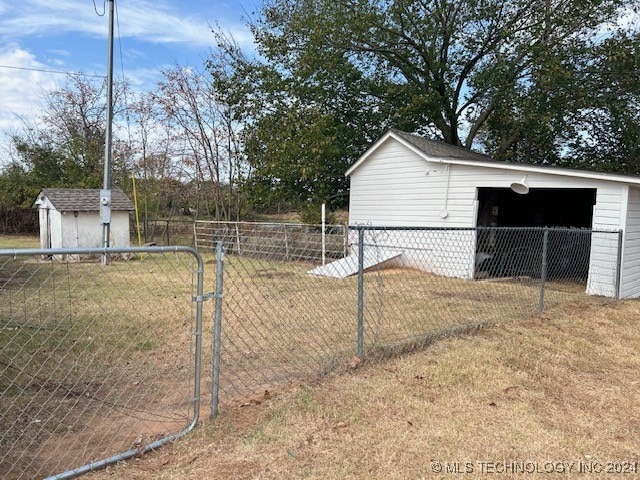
left=0, top=64, right=105, bottom=78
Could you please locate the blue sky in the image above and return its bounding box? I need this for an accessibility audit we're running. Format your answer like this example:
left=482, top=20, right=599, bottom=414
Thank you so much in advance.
left=0, top=0, right=259, bottom=143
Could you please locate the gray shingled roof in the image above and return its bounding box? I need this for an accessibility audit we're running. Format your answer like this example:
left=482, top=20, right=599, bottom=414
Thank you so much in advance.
left=35, top=188, right=134, bottom=211
left=347, top=128, right=640, bottom=184
left=389, top=128, right=497, bottom=163
left=385, top=128, right=640, bottom=183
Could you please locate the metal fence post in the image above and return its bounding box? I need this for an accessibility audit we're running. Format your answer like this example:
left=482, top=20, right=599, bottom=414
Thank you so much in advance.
left=539, top=227, right=549, bottom=314
left=211, top=241, right=224, bottom=419
left=615, top=229, right=623, bottom=299
left=235, top=223, right=241, bottom=255
left=284, top=224, right=290, bottom=261
left=357, top=228, right=364, bottom=359
left=343, top=224, right=348, bottom=258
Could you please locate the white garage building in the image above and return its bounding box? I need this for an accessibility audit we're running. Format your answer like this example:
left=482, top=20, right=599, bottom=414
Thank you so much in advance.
left=33, top=188, right=134, bottom=251
left=344, top=129, right=640, bottom=298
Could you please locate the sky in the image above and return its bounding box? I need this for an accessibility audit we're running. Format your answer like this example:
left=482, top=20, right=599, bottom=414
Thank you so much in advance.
left=0, top=0, right=259, bottom=149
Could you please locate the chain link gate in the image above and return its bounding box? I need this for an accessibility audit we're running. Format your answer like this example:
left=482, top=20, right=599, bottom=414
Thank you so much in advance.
left=0, top=246, right=204, bottom=479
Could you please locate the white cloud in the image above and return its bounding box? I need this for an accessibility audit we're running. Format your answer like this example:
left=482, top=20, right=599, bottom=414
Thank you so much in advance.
left=593, top=4, right=640, bottom=40
left=0, top=1, right=258, bottom=161
left=617, top=6, right=640, bottom=32
left=0, top=45, right=60, bottom=127
left=0, top=0, right=255, bottom=49
left=0, top=45, right=64, bottom=161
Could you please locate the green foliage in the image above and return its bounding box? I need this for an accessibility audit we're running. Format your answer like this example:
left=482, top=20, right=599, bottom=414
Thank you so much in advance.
left=210, top=0, right=638, bottom=207
left=0, top=138, right=105, bottom=209
left=299, top=202, right=336, bottom=225
left=563, top=32, right=640, bottom=174
left=0, top=162, right=37, bottom=208
left=244, top=106, right=351, bottom=208
left=209, top=20, right=390, bottom=212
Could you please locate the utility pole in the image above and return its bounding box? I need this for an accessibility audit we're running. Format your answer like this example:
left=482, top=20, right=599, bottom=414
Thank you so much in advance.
left=101, top=0, right=115, bottom=265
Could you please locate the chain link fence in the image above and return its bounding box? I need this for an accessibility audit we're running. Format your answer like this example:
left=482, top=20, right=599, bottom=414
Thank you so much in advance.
left=211, top=226, right=622, bottom=407
left=0, top=246, right=204, bottom=479
left=2, top=226, right=623, bottom=477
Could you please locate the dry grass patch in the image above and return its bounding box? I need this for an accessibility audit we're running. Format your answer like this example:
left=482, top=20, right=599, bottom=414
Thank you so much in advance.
left=0, top=235, right=40, bottom=249
left=0, top=251, right=200, bottom=478
left=91, top=299, right=640, bottom=479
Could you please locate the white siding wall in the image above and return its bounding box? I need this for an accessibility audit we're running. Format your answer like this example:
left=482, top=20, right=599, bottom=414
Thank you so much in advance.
left=49, top=210, right=63, bottom=249
left=620, top=186, right=640, bottom=298
left=110, top=212, right=132, bottom=248
left=61, top=212, right=96, bottom=248
left=348, top=138, right=625, bottom=294
left=59, top=211, right=130, bottom=249
left=38, top=208, right=49, bottom=248
left=348, top=140, right=476, bottom=278
left=352, top=228, right=477, bottom=279
left=38, top=207, right=131, bottom=260
left=349, top=140, right=626, bottom=229
left=349, top=140, right=455, bottom=226
left=587, top=185, right=625, bottom=297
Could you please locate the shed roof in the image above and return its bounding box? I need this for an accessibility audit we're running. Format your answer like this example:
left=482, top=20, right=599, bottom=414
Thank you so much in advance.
left=33, top=188, right=135, bottom=212
left=346, top=128, right=640, bottom=186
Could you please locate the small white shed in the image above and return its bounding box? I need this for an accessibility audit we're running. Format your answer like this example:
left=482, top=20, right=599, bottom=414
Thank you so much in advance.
left=33, top=188, right=134, bottom=251
left=345, top=129, right=640, bottom=298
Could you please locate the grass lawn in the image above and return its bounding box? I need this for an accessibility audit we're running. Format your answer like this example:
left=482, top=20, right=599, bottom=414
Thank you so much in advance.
left=89, top=298, right=640, bottom=479
left=0, top=249, right=200, bottom=479
left=2, top=245, right=635, bottom=479
left=0, top=235, right=39, bottom=249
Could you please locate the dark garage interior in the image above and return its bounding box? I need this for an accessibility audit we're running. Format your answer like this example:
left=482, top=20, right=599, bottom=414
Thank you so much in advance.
left=475, top=187, right=597, bottom=281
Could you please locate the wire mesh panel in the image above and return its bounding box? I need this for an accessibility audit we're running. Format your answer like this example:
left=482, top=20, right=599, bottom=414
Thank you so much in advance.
left=0, top=247, right=203, bottom=479
left=214, top=248, right=359, bottom=406
left=210, top=225, right=622, bottom=410
left=356, top=227, right=622, bottom=357
left=194, top=221, right=347, bottom=263
left=358, top=227, right=539, bottom=356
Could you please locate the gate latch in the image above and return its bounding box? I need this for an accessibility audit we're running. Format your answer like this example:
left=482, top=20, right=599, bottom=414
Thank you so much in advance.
left=193, top=292, right=222, bottom=302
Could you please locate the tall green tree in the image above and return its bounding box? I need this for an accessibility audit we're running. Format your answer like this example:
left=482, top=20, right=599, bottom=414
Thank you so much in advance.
left=213, top=0, right=636, bottom=210
left=209, top=22, right=392, bottom=212
left=0, top=161, right=37, bottom=208
left=564, top=32, right=640, bottom=173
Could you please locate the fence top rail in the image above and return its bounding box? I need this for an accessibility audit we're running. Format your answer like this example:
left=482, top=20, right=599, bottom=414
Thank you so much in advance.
left=0, top=245, right=203, bottom=261
left=194, top=220, right=346, bottom=229
left=348, top=225, right=623, bottom=234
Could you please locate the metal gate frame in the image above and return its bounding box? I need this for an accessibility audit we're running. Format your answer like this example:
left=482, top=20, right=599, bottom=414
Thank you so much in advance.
left=0, top=246, right=204, bottom=480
